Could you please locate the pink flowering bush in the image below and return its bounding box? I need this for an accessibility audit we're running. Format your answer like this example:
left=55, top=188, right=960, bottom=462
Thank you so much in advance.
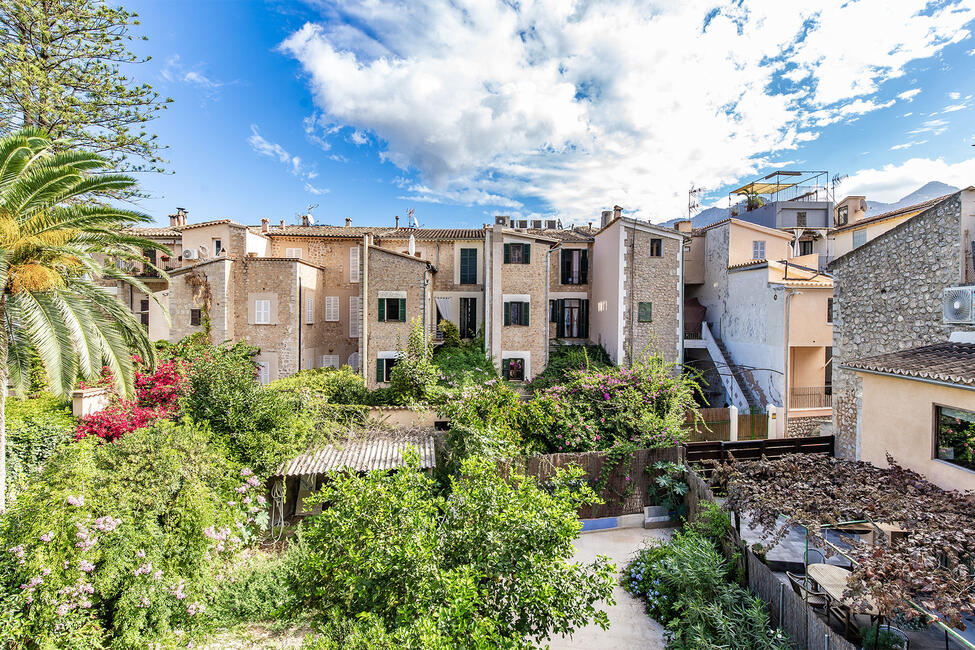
left=0, top=420, right=263, bottom=647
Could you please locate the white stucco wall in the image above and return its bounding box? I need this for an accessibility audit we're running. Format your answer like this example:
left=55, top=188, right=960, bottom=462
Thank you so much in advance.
left=723, top=269, right=785, bottom=405
left=592, top=220, right=623, bottom=363
left=246, top=230, right=270, bottom=256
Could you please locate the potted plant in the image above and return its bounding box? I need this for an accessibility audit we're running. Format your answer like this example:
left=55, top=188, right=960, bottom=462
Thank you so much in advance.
left=646, top=461, right=689, bottom=523
left=859, top=624, right=908, bottom=650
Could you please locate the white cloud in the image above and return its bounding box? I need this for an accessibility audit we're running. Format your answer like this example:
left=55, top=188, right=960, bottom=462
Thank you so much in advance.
left=281, top=0, right=975, bottom=219
left=161, top=55, right=224, bottom=101
left=949, top=91, right=962, bottom=100
left=247, top=125, right=328, bottom=195
left=890, top=140, right=927, bottom=150
left=898, top=88, right=922, bottom=101
left=943, top=103, right=969, bottom=112
left=839, top=157, right=975, bottom=202
left=908, top=119, right=950, bottom=135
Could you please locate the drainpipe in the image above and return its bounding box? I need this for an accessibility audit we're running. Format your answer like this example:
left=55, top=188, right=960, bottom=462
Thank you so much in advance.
left=545, top=242, right=562, bottom=372
left=421, top=265, right=429, bottom=353
left=297, top=282, right=302, bottom=372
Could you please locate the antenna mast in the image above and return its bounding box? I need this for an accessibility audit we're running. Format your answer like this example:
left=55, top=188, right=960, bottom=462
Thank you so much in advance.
left=688, top=185, right=704, bottom=220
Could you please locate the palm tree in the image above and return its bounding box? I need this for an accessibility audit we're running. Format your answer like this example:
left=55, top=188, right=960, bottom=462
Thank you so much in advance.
left=0, top=128, right=165, bottom=511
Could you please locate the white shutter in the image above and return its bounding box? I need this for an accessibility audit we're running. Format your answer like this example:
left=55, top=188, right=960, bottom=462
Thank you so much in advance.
left=318, top=355, right=339, bottom=369
left=348, top=352, right=360, bottom=371
left=325, top=296, right=339, bottom=321
left=349, top=296, right=361, bottom=338
left=255, top=361, right=270, bottom=384
left=350, top=246, right=360, bottom=283
left=286, top=248, right=303, bottom=258
left=752, top=240, right=766, bottom=260
left=254, top=299, right=271, bottom=324
left=305, top=297, right=314, bottom=324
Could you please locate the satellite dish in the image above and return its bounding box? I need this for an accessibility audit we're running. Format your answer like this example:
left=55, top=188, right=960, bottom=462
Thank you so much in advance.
left=408, top=235, right=416, bottom=256
left=306, top=215, right=315, bottom=225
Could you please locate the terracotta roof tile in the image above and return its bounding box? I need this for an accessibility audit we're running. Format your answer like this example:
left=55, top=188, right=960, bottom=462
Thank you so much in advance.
left=842, top=342, right=975, bottom=388
left=125, top=227, right=180, bottom=237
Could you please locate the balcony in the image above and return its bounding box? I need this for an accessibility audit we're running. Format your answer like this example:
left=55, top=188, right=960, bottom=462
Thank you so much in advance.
left=790, top=386, right=832, bottom=409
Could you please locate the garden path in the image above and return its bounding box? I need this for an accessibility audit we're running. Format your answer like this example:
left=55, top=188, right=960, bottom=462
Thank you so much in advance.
left=549, top=526, right=672, bottom=650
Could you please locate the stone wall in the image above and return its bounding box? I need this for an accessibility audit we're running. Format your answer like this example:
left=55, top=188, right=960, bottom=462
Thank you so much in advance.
left=786, top=416, right=831, bottom=438
left=231, top=259, right=301, bottom=379
left=830, top=193, right=974, bottom=459
left=548, top=242, right=593, bottom=342
left=499, top=237, right=549, bottom=380
left=621, top=226, right=682, bottom=364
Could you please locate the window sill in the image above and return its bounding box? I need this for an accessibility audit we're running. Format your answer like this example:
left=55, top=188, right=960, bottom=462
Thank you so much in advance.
left=932, top=458, right=975, bottom=476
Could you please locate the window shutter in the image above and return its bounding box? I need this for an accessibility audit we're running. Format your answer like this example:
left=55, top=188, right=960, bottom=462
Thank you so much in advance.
left=503, top=243, right=511, bottom=264
left=522, top=243, right=530, bottom=264
left=349, top=297, right=361, bottom=337
left=560, top=250, right=570, bottom=283
left=555, top=300, right=565, bottom=338
left=521, top=301, right=529, bottom=326
left=378, top=298, right=385, bottom=322
left=399, top=298, right=407, bottom=321
left=376, top=358, right=384, bottom=383
left=549, top=299, right=556, bottom=323
left=350, top=246, right=360, bottom=282
left=504, top=302, right=511, bottom=326
left=580, top=300, right=590, bottom=338
left=502, top=358, right=510, bottom=380
left=580, top=250, right=589, bottom=284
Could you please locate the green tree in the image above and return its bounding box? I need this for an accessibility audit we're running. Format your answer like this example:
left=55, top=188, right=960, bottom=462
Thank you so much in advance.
left=0, top=128, right=160, bottom=510
left=389, top=317, right=439, bottom=404
left=0, top=0, right=170, bottom=175
left=297, top=453, right=616, bottom=647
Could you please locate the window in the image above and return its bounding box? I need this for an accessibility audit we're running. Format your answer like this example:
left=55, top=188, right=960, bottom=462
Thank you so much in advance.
left=378, top=297, right=406, bottom=322
left=460, top=248, right=478, bottom=284
left=144, top=249, right=157, bottom=266
left=752, top=240, right=766, bottom=260
left=319, top=355, right=340, bottom=369
left=502, top=358, right=525, bottom=381
left=553, top=298, right=589, bottom=338
left=286, top=247, right=302, bottom=259
left=799, top=240, right=814, bottom=256
left=637, top=301, right=653, bottom=323
left=255, top=361, right=270, bottom=385
left=459, top=297, right=476, bottom=339
left=504, top=301, right=530, bottom=326
left=936, top=406, right=975, bottom=471
left=550, top=299, right=557, bottom=323
left=376, top=357, right=398, bottom=383
left=853, top=229, right=867, bottom=249
left=349, top=297, right=361, bottom=337
left=836, top=205, right=849, bottom=226
left=827, top=297, right=834, bottom=323
left=212, top=239, right=223, bottom=255
left=325, top=296, right=339, bottom=321
left=796, top=211, right=807, bottom=228
left=140, top=299, right=150, bottom=312
left=348, top=352, right=360, bottom=371
left=560, top=249, right=589, bottom=284
left=350, top=246, right=360, bottom=283
left=254, top=299, right=271, bottom=324
left=503, top=243, right=531, bottom=264
left=140, top=312, right=149, bottom=327
left=649, top=238, right=663, bottom=257
left=305, top=297, right=314, bottom=324
left=190, top=309, right=201, bottom=327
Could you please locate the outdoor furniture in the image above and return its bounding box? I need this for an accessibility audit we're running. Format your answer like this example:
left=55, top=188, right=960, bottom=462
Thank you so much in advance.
left=807, top=563, right=880, bottom=638
left=786, top=571, right=827, bottom=611
left=805, top=548, right=826, bottom=565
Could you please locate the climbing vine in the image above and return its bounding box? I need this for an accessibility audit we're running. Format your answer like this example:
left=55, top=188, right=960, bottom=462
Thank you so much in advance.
left=592, top=441, right=638, bottom=513
left=184, top=268, right=213, bottom=338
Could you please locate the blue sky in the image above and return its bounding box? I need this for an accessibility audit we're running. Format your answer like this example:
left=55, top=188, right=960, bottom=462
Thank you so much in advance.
left=128, top=0, right=975, bottom=228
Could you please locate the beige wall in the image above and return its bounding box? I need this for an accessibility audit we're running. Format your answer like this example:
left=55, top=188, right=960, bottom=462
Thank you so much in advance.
left=498, top=234, right=549, bottom=380
left=832, top=215, right=913, bottom=260
left=591, top=221, right=624, bottom=363
left=684, top=234, right=705, bottom=284
left=857, top=371, right=975, bottom=492
left=728, top=221, right=792, bottom=266
left=179, top=223, right=239, bottom=260
left=787, top=287, right=833, bottom=346
left=790, top=345, right=826, bottom=388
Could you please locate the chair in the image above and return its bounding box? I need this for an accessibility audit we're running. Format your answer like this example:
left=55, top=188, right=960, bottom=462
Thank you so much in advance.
left=786, top=571, right=827, bottom=610
left=804, top=548, right=826, bottom=565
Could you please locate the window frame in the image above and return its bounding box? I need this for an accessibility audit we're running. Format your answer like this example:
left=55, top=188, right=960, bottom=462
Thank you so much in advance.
left=285, top=247, right=303, bottom=259
left=752, top=240, right=766, bottom=260
left=934, top=405, right=975, bottom=473
left=349, top=297, right=361, bottom=337
left=502, top=357, right=526, bottom=381
left=254, top=299, right=272, bottom=325
left=649, top=238, right=663, bottom=257
left=378, top=297, right=407, bottom=323
left=350, top=246, right=361, bottom=283
left=637, top=301, right=653, bottom=323
left=827, top=297, right=834, bottom=324
left=325, top=296, right=340, bottom=322
left=796, top=211, right=807, bottom=228
left=503, top=242, right=531, bottom=264
left=190, top=308, right=201, bottom=327
left=459, top=247, right=478, bottom=284
left=212, top=238, right=223, bottom=255
left=852, top=229, right=867, bottom=249
left=503, top=300, right=530, bottom=326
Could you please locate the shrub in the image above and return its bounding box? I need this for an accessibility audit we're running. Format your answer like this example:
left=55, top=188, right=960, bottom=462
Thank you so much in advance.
left=432, top=344, right=499, bottom=388
left=686, top=501, right=733, bottom=546
left=527, top=343, right=612, bottom=392
left=74, top=402, right=168, bottom=442
left=296, top=454, right=615, bottom=646
left=389, top=318, right=439, bottom=405
left=0, top=420, right=264, bottom=648
left=268, top=366, right=367, bottom=405
left=3, top=394, right=75, bottom=502
left=437, top=319, right=461, bottom=348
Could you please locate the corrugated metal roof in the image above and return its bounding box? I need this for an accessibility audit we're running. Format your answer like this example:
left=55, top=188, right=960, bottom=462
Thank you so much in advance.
left=274, top=428, right=436, bottom=477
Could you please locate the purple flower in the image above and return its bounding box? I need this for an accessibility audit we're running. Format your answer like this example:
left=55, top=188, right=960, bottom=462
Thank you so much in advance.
left=39, top=532, right=53, bottom=543
left=603, top=393, right=610, bottom=400
left=78, top=560, right=95, bottom=573
left=67, top=495, right=84, bottom=507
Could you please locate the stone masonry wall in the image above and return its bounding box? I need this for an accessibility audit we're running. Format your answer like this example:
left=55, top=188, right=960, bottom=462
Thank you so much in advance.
left=787, top=416, right=831, bottom=438
left=232, top=259, right=301, bottom=379
left=622, top=227, right=682, bottom=365
left=830, top=194, right=973, bottom=459
left=548, top=243, right=593, bottom=341
left=500, top=238, right=548, bottom=380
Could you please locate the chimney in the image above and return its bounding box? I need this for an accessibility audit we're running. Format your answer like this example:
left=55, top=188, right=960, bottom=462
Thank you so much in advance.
left=280, top=219, right=285, bottom=229
left=395, top=215, right=400, bottom=228
left=301, top=214, right=310, bottom=227
left=345, top=217, right=352, bottom=228
left=600, top=210, right=613, bottom=228
left=613, top=205, right=622, bottom=220
left=675, top=220, right=693, bottom=233
left=169, top=213, right=179, bottom=228
left=174, top=207, right=188, bottom=227
left=261, top=218, right=269, bottom=233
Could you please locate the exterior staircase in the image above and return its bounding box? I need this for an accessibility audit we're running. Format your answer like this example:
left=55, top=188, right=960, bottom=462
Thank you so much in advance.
left=710, top=336, right=764, bottom=410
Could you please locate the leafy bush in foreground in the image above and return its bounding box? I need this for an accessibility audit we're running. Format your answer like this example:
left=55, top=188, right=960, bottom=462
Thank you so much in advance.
left=268, top=366, right=368, bottom=405
left=527, top=343, right=612, bottom=392
left=432, top=343, right=499, bottom=388
left=296, top=454, right=615, bottom=647
left=3, top=394, right=75, bottom=503
left=0, top=420, right=263, bottom=648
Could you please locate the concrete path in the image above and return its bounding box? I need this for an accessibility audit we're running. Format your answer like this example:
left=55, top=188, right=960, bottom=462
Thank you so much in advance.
left=549, top=526, right=672, bottom=650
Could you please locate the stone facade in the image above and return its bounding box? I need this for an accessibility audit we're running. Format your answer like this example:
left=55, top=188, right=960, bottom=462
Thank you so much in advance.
left=498, top=234, right=550, bottom=380
left=830, top=193, right=975, bottom=459
left=621, top=226, right=682, bottom=364
left=548, top=242, right=593, bottom=342
left=787, top=416, right=831, bottom=438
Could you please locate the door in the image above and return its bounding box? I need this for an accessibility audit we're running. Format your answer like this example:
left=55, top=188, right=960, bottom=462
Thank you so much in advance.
left=459, top=297, right=477, bottom=339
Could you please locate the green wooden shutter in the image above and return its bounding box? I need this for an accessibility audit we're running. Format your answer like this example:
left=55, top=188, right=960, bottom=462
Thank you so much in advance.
left=503, top=302, right=511, bottom=326
left=521, top=302, right=529, bottom=326
left=460, top=248, right=476, bottom=284
left=502, top=358, right=510, bottom=380
left=378, top=298, right=385, bottom=322
left=555, top=300, right=565, bottom=337
left=560, top=250, right=570, bottom=283
left=580, top=250, right=589, bottom=284
left=522, top=243, right=531, bottom=264
left=503, top=243, right=511, bottom=264
left=580, top=300, right=590, bottom=338
left=376, top=358, right=384, bottom=383
left=399, top=298, right=407, bottom=321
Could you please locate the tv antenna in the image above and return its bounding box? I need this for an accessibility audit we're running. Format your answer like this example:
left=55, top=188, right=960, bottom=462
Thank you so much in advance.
left=688, top=185, right=705, bottom=220
left=296, top=203, right=319, bottom=225
left=407, top=208, right=419, bottom=229
left=830, top=174, right=847, bottom=202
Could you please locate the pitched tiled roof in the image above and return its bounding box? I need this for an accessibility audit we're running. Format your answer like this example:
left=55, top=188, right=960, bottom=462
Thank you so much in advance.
left=526, top=228, right=593, bottom=242
left=832, top=193, right=955, bottom=233
left=126, top=227, right=180, bottom=237
left=264, top=225, right=377, bottom=237
left=842, top=342, right=975, bottom=388
left=273, top=428, right=436, bottom=477
left=177, top=219, right=248, bottom=230
left=376, top=228, right=484, bottom=240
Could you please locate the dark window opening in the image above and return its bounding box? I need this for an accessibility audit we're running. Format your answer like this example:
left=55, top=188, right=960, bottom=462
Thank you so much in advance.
left=796, top=211, right=807, bottom=228
left=552, top=299, right=589, bottom=338
left=376, top=357, right=398, bottom=383
left=502, top=358, right=525, bottom=381
left=459, top=297, right=476, bottom=339
left=378, top=297, right=406, bottom=322
left=560, top=248, right=589, bottom=284
left=190, top=309, right=201, bottom=326
left=825, top=346, right=832, bottom=395
left=649, top=238, right=662, bottom=257
left=827, top=298, right=834, bottom=324
left=799, top=240, right=814, bottom=256
left=503, top=243, right=531, bottom=264
left=936, top=406, right=975, bottom=471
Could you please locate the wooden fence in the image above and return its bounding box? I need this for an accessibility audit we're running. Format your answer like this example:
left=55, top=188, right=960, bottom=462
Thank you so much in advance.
left=685, top=407, right=769, bottom=442
left=499, top=446, right=681, bottom=519
left=684, top=434, right=835, bottom=473
left=685, top=468, right=857, bottom=650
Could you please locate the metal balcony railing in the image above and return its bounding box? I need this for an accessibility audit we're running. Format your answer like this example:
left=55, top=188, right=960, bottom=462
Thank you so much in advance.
left=790, top=386, right=833, bottom=409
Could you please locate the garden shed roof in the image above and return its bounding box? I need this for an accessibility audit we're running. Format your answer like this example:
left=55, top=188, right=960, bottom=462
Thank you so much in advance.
left=273, top=428, right=436, bottom=477
left=841, top=342, right=975, bottom=388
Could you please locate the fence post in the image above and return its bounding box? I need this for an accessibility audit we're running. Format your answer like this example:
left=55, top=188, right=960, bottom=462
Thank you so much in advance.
left=767, top=403, right=778, bottom=439
left=728, top=405, right=738, bottom=441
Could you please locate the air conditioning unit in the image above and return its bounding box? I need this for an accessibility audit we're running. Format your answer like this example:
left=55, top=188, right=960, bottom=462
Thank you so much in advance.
left=531, top=219, right=542, bottom=229
left=516, top=219, right=528, bottom=229
left=495, top=215, right=510, bottom=226
left=182, top=249, right=198, bottom=260
left=545, top=219, right=557, bottom=229
left=943, top=286, right=975, bottom=324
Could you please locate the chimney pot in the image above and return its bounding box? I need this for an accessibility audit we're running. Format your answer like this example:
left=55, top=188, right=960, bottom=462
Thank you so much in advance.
left=600, top=210, right=613, bottom=228
left=613, top=205, right=622, bottom=220
left=675, top=220, right=693, bottom=233
left=169, top=214, right=179, bottom=228
left=280, top=219, right=285, bottom=229
left=261, top=218, right=269, bottom=233
left=395, top=215, right=400, bottom=228
left=345, top=217, right=352, bottom=228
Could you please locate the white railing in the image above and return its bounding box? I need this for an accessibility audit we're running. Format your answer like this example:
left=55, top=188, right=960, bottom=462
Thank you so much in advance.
left=701, top=322, right=750, bottom=411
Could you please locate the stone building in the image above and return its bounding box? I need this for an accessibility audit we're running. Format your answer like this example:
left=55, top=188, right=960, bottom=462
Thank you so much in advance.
left=829, top=188, right=975, bottom=460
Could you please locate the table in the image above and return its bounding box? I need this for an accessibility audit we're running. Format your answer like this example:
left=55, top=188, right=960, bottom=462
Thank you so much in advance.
left=807, top=564, right=880, bottom=637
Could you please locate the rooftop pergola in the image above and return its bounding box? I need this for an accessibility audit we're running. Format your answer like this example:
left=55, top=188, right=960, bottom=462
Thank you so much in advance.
left=729, top=170, right=831, bottom=203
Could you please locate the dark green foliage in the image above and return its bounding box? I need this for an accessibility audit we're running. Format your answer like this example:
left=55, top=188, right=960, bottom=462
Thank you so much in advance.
left=686, top=500, right=733, bottom=546
left=860, top=624, right=908, bottom=649
left=389, top=319, right=440, bottom=405
left=3, top=394, right=74, bottom=501
left=648, top=461, right=689, bottom=518
left=213, top=535, right=310, bottom=625
left=432, top=343, right=500, bottom=388
left=268, top=366, right=368, bottom=405
left=438, top=319, right=461, bottom=348
left=527, top=344, right=611, bottom=392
